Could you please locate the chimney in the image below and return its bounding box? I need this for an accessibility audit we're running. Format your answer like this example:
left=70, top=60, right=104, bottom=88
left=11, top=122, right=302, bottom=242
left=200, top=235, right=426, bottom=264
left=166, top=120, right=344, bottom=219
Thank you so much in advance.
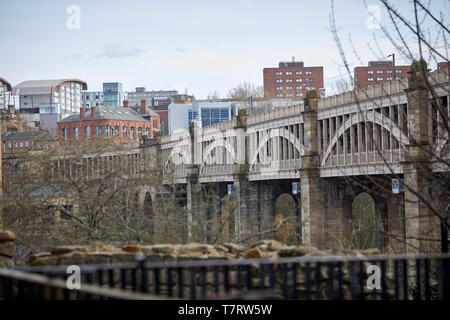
left=80, top=107, right=85, bottom=120
left=123, top=100, right=129, bottom=108
left=91, top=106, right=96, bottom=119
left=140, top=99, right=147, bottom=115
left=7, top=105, right=15, bottom=114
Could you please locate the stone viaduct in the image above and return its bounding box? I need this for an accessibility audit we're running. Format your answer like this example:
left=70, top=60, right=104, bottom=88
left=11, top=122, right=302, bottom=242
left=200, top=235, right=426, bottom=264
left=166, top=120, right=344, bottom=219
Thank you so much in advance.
left=149, top=62, right=449, bottom=254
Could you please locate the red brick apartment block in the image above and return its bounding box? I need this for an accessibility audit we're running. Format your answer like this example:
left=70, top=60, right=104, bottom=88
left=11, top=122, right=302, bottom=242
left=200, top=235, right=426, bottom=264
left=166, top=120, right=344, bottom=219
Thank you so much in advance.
left=354, top=61, right=411, bottom=89
left=264, top=59, right=324, bottom=101
left=57, top=100, right=160, bottom=146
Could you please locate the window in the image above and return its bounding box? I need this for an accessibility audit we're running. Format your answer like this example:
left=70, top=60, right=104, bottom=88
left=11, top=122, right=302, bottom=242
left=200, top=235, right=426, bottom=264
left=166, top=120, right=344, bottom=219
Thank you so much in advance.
left=295, top=71, right=302, bottom=75
left=20, top=141, right=23, bottom=148
left=138, top=127, right=142, bottom=138
left=62, top=128, right=68, bottom=140
left=276, top=86, right=283, bottom=90
left=367, top=70, right=374, bottom=74
left=146, top=127, right=150, bottom=137
left=8, top=142, right=12, bottom=149
left=305, top=71, right=312, bottom=75
left=122, top=126, right=127, bottom=138
left=286, top=71, right=292, bottom=75
left=396, top=77, right=402, bottom=80
left=15, top=142, right=18, bottom=148
left=368, top=78, right=374, bottom=81
left=296, top=86, right=302, bottom=90
left=276, top=79, right=283, bottom=83
left=275, top=71, right=282, bottom=75
left=296, top=93, right=303, bottom=97
left=114, top=125, right=119, bottom=136
left=96, top=126, right=102, bottom=138
left=296, top=78, right=302, bottom=82
left=25, top=141, right=29, bottom=147
left=277, top=94, right=283, bottom=97
left=386, top=77, right=393, bottom=81
left=286, top=93, right=293, bottom=97
left=85, top=126, right=90, bottom=139
left=386, top=70, right=392, bottom=74
left=130, top=127, right=135, bottom=139
left=286, top=86, right=293, bottom=90
left=153, top=120, right=157, bottom=128
left=105, top=125, right=110, bottom=138
left=377, top=77, right=383, bottom=81
left=377, top=70, right=383, bottom=74
left=286, top=79, right=292, bottom=83
left=73, top=127, right=79, bottom=140
left=395, top=70, right=402, bottom=73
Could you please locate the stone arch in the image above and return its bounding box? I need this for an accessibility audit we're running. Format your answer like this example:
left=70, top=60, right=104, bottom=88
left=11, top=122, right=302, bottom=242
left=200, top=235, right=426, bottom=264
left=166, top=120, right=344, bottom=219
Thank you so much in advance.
left=320, top=111, right=410, bottom=167
left=199, top=138, right=236, bottom=174
left=163, top=143, right=191, bottom=174
left=274, top=193, right=301, bottom=244
left=249, top=127, right=305, bottom=170
left=351, top=192, right=388, bottom=250
left=352, top=192, right=376, bottom=249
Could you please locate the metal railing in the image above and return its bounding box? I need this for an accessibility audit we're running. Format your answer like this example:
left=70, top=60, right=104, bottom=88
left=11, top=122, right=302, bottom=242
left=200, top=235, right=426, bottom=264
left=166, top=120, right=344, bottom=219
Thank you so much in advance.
left=0, top=268, right=167, bottom=300
left=9, top=253, right=450, bottom=300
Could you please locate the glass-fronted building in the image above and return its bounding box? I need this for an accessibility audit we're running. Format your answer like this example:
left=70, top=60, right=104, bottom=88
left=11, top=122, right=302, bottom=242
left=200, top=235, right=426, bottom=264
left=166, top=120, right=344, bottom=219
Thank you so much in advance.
left=103, top=82, right=125, bottom=107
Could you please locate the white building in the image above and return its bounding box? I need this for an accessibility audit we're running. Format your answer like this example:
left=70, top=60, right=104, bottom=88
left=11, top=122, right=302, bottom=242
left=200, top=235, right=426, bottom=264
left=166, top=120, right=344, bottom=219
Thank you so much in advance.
left=168, top=103, right=192, bottom=134
left=168, top=100, right=238, bottom=134
left=13, top=79, right=87, bottom=131
left=0, top=77, right=12, bottom=110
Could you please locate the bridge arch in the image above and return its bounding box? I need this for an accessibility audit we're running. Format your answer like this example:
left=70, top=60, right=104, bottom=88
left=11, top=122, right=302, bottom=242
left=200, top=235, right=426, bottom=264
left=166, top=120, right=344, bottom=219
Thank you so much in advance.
left=199, top=138, right=236, bottom=174
left=249, top=127, right=305, bottom=170
left=321, top=111, right=410, bottom=167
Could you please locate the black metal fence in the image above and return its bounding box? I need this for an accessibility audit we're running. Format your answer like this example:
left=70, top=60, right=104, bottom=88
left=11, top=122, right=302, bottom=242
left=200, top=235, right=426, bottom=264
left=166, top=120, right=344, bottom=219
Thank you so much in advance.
left=5, top=254, right=450, bottom=300
left=0, top=268, right=166, bottom=300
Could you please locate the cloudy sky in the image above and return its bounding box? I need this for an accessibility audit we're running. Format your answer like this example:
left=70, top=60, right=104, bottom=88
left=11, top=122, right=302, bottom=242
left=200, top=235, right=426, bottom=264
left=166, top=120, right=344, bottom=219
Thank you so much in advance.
left=0, top=0, right=448, bottom=98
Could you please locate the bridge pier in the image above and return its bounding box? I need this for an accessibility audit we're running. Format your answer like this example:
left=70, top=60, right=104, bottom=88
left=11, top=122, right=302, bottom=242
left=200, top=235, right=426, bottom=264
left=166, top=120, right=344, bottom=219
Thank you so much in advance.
left=403, top=60, right=441, bottom=254
left=300, top=94, right=326, bottom=249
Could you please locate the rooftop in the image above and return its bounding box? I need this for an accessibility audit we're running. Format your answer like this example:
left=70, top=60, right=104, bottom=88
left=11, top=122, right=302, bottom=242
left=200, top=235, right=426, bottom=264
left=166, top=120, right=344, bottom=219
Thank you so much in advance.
left=13, top=79, right=88, bottom=95
left=2, top=130, right=57, bottom=141
left=59, top=105, right=153, bottom=123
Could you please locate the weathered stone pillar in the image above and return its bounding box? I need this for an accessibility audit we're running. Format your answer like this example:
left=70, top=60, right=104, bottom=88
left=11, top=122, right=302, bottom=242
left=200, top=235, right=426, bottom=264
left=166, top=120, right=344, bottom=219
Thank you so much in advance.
left=0, top=230, right=16, bottom=268
left=403, top=60, right=441, bottom=254
left=232, top=109, right=250, bottom=242
left=300, top=92, right=326, bottom=249
left=186, top=176, right=201, bottom=241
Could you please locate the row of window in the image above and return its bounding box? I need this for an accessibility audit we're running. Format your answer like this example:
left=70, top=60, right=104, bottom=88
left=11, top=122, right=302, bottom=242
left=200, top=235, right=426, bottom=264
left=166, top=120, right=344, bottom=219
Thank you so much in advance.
left=62, top=125, right=150, bottom=140
left=367, top=69, right=403, bottom=74
left=6, top=140, right=32, bottom=149
left=276, top=86, right=306, bottom=91
left=276, top=93, right=304, bottom=98
left=275, top=78, right=312, bottom=83
left=367, top=77, right=402, bottom=81
left=275, top=71, right=313, bottom=76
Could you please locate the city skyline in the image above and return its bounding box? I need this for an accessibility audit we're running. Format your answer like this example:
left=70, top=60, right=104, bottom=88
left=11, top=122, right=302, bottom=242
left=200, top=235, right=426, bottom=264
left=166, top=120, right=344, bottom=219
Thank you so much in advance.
left=0, top=0, right=448, bottom=98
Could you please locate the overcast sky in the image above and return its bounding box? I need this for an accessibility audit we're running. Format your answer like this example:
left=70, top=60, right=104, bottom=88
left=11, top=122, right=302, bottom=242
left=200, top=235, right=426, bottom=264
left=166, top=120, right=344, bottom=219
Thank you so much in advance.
left=0, top=0, right=448, bottom=98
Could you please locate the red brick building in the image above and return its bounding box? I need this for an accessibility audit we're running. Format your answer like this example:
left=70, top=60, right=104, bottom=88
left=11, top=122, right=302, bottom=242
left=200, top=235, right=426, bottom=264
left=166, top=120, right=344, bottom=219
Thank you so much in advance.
left=263, top=59, right=324, bottom=100
left=57, top=100, right=160, bottom=146
left=354, top=61, right=411, bottom=89
left=2, top=131, right=57, bottom=154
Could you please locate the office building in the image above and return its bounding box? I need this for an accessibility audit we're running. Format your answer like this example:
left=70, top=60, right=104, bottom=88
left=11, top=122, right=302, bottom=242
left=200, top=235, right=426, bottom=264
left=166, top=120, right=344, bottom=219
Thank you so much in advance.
left=264, top=58, right=324, bottom=100
left=354, top=61, right=411, bottom=89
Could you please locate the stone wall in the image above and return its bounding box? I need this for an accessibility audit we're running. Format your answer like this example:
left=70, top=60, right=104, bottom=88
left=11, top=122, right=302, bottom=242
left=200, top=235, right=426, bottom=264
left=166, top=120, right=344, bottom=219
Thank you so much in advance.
left=28, top=239, right=381, bottom=267
left=0, top=230, right=16, bottom=268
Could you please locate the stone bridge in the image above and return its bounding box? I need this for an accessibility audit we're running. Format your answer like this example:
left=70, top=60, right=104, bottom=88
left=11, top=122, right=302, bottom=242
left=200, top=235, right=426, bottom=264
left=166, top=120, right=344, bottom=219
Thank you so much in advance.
left=154, top=63, right=449, bottom=254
